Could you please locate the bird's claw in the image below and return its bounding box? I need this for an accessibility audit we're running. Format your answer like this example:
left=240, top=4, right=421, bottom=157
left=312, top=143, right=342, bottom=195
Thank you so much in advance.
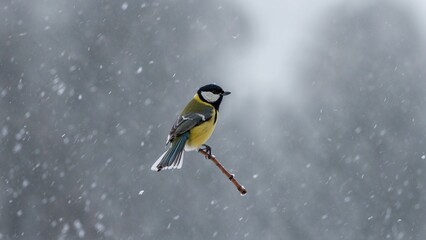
left=199, top=144, right=212, bottom=158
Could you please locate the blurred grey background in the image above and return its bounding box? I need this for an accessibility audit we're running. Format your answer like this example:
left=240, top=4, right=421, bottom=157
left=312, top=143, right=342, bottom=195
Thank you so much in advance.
left=1, top=0, right=426, bottom=239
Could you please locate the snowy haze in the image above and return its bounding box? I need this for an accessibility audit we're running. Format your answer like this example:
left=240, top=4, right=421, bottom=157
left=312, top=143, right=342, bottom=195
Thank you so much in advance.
left=1, top=0, right=426, bottom=239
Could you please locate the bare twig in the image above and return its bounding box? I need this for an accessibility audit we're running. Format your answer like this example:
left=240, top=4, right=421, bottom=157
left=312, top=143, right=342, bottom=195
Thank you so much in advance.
left=198, top=149, right=247, bottom=196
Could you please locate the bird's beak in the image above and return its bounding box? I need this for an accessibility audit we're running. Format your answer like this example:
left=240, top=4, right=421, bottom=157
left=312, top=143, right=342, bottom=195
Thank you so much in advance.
left=222, top=91, right=231, bottom=96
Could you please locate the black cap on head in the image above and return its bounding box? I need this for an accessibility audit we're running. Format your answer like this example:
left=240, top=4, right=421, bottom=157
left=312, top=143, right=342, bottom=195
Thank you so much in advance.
left=199, top=84, right=222, bottom=93
left=198, top=84, right=231, bottom=95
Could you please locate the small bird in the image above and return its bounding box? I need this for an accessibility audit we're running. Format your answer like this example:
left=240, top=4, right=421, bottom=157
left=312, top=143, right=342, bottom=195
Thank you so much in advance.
left=151, top=84, right=231, bottom=172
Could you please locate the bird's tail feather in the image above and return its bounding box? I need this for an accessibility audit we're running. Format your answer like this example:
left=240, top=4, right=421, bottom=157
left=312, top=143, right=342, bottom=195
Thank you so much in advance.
left=151, top=133, right=189, bottom=171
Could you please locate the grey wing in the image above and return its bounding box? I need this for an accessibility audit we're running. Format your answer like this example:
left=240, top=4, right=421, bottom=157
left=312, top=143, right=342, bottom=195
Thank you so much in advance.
left=167, top=110, right=212, bottom=144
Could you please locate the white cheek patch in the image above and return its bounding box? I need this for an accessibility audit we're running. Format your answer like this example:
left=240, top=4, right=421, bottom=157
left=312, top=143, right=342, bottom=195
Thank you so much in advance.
left=201, top=91, right=220, bottom=103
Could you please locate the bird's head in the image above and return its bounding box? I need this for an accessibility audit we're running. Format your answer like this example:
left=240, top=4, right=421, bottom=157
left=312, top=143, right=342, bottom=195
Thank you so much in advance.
left=197, top=84, right=231, bottom=109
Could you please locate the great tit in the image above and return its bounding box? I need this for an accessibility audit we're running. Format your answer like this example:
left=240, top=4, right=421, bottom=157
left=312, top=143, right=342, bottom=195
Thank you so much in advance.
left=151, top=84, right=231, bottom=172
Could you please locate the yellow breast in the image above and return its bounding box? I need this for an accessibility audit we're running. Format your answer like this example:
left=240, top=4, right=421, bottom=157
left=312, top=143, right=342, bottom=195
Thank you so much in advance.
left=185, top=110, right=217, bottom=151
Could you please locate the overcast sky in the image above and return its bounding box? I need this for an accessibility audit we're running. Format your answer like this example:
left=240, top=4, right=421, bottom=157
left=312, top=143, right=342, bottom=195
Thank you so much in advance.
left=1, top=0, right=426, bottom=239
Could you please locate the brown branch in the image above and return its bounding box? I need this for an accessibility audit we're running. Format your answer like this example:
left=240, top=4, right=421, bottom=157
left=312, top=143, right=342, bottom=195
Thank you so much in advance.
left=198, top=149, right=247, bottom=196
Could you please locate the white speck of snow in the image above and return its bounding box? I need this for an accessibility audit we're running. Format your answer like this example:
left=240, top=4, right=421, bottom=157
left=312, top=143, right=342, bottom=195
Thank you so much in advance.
left=173, top=215, right=180, bottom=220
left=144, top=98, right=152, bottom=106
left=51, top=220, right=57, bottom=227
left=15, top=128, right=25, bottom=140
left=1, top=126, right=8, bottom=137
left=73, top=220, right=85, bottom=238
left=22, top=179, right=29, bottom=188
left=421, top=155, right=425, bottom=160
left=140, top=141, right=145, bottom=147
left=121, top=2, right=128, bottom=10
left=396, top=232, right=405, bottom=240
left=17, top=210, right=23, bottom=217
left=78, top=94, right=83, bottom=100
left=212, top=231, right=218, bottom=238
left=61, top=223, right=70, bottom=234
left=344, top=197, right=350, bottom=202
left=138, top=190, right=144, bottom=195
left=252, top=174, right=258, bottom=179
left=145, top=125, right=152, bottom=136
left=118, top=128, right=126, bottom=135
left=95, top=222, right=105, bottom=232
left=52, top=78, right=66, bottom=95
left=368, top=216, right=373, bottom=220
left=384, top=208, right=391, bottom=222
left=403, top=180, right=409, bottom=186
left=105, top=158, right=112, bottom=167
left=136, top=67, right=143, bottom=74
left=13, top=143, right=22, bottom=153
left=1, top=89, right=7, bottom=97
left=355, top=127, right=362, bottom=134
left=24, top=112, right=31, bottom=118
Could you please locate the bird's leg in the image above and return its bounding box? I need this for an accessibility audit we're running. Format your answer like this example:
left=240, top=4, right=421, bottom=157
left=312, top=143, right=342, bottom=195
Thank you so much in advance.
left=199, top=144, right=212, bottom=158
